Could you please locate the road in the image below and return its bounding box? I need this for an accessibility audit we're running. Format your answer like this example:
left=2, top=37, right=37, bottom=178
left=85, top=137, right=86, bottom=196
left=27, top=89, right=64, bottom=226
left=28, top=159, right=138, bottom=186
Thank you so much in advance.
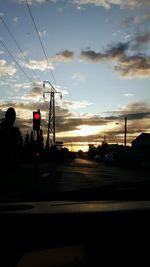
left=37, top=158, right=150, bottom=194
left=1, top=158, right=149, bottom=198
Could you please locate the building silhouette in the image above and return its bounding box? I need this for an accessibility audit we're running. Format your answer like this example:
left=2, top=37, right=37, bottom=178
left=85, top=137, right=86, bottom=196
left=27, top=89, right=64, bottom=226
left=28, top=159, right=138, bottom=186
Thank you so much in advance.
left=132, top=133, right=150, bottom=148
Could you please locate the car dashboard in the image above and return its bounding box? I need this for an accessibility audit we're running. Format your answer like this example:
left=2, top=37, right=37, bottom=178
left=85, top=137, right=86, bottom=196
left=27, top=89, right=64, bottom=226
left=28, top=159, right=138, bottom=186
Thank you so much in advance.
left=0, top=200, right=150, bottom=267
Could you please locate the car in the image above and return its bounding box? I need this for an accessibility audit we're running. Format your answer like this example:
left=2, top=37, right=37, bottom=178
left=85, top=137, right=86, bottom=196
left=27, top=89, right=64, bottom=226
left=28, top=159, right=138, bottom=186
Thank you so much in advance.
left=94, top=155, right=102, bottom=162
left=104, top=152, right=115, bottom=163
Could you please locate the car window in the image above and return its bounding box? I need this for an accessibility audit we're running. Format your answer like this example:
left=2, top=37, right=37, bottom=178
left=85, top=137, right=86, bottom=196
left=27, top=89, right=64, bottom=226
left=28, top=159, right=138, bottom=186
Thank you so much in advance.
left=0, top=0, right=150, bottom=201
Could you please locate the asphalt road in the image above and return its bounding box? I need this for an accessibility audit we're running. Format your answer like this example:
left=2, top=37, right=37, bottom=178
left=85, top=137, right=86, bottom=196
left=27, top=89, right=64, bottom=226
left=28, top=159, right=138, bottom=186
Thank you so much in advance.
left=38, top=158, right=150, bottom=194
left=1, top=158, right=149, bottom=198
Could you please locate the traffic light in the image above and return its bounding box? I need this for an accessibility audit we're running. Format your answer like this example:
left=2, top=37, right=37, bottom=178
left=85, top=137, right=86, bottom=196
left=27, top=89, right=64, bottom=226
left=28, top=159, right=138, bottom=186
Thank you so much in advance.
left=33, top=110, right=41, bottom=131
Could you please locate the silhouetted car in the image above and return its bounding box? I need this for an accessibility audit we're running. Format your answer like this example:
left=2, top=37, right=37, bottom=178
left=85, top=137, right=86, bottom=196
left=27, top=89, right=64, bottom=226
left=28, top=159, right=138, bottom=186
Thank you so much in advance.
left=94, top=155, right=102, bottom=162
left=104, top=152, right=115, bottom=163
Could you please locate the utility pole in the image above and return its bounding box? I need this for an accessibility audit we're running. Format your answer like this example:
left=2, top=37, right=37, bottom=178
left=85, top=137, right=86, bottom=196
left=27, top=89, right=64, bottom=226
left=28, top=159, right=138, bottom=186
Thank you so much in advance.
left=124, top=116, right=127, bottom=148
left=43, top=81, right=62, bottom=148
left=116, top=117, right=127, bottom=147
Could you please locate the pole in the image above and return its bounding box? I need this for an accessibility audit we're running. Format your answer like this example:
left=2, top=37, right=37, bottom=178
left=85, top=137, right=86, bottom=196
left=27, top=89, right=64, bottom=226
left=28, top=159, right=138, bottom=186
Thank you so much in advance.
left=124, top=116, right=127, bottom=148
left=43, top=81, right=62, bottom=148
left=46, top=94, right=50, bottom=148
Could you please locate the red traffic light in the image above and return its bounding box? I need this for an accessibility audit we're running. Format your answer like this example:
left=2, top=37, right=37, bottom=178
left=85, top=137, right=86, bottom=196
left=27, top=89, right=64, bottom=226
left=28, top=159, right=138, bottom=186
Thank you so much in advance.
left=33, top=110, right=41, bottom=131
left=34, top=113, right=40, bottom=120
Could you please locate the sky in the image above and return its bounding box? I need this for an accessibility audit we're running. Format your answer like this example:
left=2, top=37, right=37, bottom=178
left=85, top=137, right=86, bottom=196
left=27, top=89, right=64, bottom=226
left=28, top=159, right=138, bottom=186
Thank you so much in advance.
left=0, top=0, right=150, bottom=151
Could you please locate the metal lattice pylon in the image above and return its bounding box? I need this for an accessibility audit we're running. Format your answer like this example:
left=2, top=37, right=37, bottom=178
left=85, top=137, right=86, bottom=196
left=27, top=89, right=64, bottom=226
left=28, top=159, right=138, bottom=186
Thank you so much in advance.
left=43, top=81, right=62, bottom=148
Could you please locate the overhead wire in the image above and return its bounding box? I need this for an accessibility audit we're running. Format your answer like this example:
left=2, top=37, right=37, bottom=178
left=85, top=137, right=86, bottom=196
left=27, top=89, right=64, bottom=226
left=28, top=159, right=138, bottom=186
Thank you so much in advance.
left=0, top=14, right=41, bottom=83
left=25, top=0, right=57, bottom=86
left=0, top=39, right=33, bottom=82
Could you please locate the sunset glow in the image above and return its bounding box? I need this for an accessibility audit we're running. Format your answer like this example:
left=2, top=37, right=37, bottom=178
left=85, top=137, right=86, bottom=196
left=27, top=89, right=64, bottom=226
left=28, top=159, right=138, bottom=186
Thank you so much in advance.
left=70, top=125, right=101, bottom=137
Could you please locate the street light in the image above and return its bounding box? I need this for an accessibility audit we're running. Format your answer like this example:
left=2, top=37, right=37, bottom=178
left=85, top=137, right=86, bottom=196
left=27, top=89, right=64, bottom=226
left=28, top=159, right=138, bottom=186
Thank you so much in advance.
left=116, top=116, right=127, bottom=148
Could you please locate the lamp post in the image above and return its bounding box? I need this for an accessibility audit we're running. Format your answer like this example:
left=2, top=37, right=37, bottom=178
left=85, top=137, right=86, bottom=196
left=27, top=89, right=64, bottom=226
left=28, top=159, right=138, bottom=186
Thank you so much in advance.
left=116, top=116, right=127, bottom=148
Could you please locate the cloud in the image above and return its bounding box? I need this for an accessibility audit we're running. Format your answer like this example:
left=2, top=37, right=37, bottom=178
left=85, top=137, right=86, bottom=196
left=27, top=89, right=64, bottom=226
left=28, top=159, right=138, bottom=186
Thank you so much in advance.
left=124, top=93, right=133, bottom=97
left=112, top=30, right=121, bottom=37
left=72, top=72, right=86, bottom=81
left=22, top=58, right=55, bottom=71
left=74, top=0, right=150, bottom=9
left=80, top=50, right=104, bottom=62
left=21, top=50, right=74, bottom=71
left=120, top=101, right=150, bottom=116
left=134, top=13, right=150, bottom=24
left=38, top=30, right=47, bottom=38
left=55, top=113, right=110, bottom=135
left=80, top=42, right=129, bottom=63
left=115, top=54, right=150, bottom=78
left=55, top=50, right=74, bottom=62
left=80, top=40, right=150, bottom=78
left=106, top=102, right=150, bottom=121
left=17, top=0, right=57, bottom=4
left=15, top=82, right=31, bottom=90
left=16, top=0, right=150, bottom=9
left=106, top=101, right=150, bottom=118
left=0, top=99, right=108, bottom=138
left=123, top=13, right=150, bottom=26
left=135, top=32, right=150, bottom=45
left=13, top=17, right=19, bottom=23
left=1, top=100, right=150, bottom=144
left=28, top=87, right=43, bottom=100
left=101, top=101, right=150, bottom=144
left=116, top=102, right=150, bottom=142
left=10, top=82, right=68, bottom=104
left=62, top=99, right=92, bottom=109
left=17, top=50, right=30, bottom=60
left=124, top=34, right=131, bottom=41
left=0, top=60, right=17, bottom=77
left=0, top=100, right=73, bottom=135
left=132, top=32, right=150, bottom=50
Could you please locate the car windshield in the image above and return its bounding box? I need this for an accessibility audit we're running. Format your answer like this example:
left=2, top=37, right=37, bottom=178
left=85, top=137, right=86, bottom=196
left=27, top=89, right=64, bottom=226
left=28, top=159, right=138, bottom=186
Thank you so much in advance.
left=0, top=0, right=150, bottom=202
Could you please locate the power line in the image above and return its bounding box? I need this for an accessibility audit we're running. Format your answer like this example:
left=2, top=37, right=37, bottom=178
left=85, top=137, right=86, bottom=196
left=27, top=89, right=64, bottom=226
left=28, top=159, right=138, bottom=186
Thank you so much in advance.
left=25, top=0, right=57, bottom=86
left=0, top=39, right=33, bottom=82
left=0, top=15, right=40, bottom=83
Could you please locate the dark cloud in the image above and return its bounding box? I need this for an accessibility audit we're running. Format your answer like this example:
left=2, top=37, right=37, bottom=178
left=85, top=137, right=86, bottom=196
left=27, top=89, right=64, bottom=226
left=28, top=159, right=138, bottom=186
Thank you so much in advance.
left=105, top=112, right=150, bottom=121
left=106, top=43, right=129, bottom=59
left=122, top=16, right=133, bottom=27
left=99, top=102, right=150, bottom=143
left=29, top=86, right=43, bottom=97
left=106, top=102, right=150, bottom=120
left=0, top=102, right=71, bottom=118
left=115, top=54, right=150, bottom=78
left=17, top=0, right=150, bottom=8
left=135, top=32, right=150, bottom=45
left=80, top=37, right=150, bottom=78
left=120, top=112, right=150, bottom=120
left=56, top=50, right=74, bottom=61
left=123, top=13, right=150, bottom=27
left=80, top=50, right=105, bottom=62
left=56, top=116, right=110, bottom=133
left=1, top=101, right=150, bottom=144
left=121, top=101, right=150, bottom=114
left=132, top=32, right=150, bottom=50
left=80, top=42, right=129, bottom=62
left=0, top=102, right=46, bottom=112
